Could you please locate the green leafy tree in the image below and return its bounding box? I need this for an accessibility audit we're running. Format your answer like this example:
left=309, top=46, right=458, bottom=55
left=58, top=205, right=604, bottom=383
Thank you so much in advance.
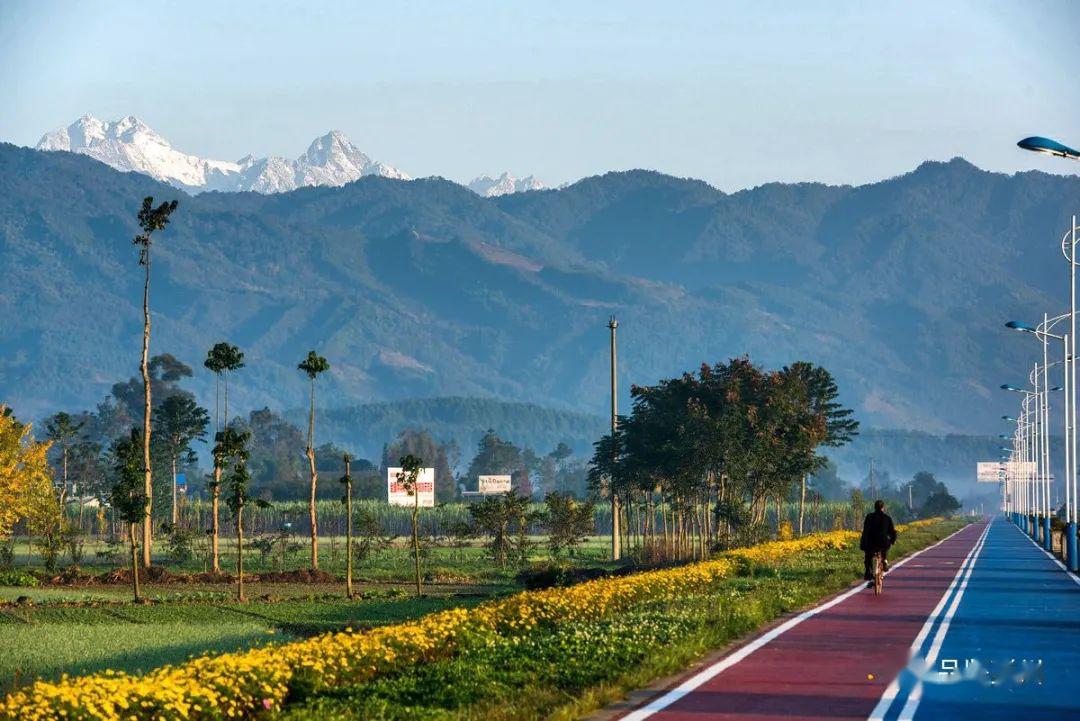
left=109, top=429, right=147, bottom=601
left=544, top=492, right=595, bottom=558
left=152, top=395, right=209, bottom=526
left=396, top=454, right=424, bottom=597
left=298, top=350, right=330, bottom=569
left=132, top=196, right=179, bottom=567
left=218, top=427, right=262, bottom=601
left=921, top=489, right=961, bottom=517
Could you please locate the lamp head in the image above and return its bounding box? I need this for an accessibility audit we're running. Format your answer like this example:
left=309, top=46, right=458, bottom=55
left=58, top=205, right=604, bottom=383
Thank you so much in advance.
left=1000, top=384, right=1023, bottom=392
left=1018, top=136, right=1080, bottom=160
left=1005, top=321, right=1037, bottom=333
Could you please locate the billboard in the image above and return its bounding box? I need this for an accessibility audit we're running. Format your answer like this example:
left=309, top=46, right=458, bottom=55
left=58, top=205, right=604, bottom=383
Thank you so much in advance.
left=478, top=474, right=512, bottom=495
left=387, top=467, right=436, bottom=507
left=976, top=462, right=1004, bottom=482
left=979, top=460, right=1037, bottom=482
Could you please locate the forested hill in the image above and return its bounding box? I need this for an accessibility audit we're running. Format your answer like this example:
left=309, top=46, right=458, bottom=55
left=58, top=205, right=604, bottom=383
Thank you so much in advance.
left=2, top=142, right=1077, bottom=435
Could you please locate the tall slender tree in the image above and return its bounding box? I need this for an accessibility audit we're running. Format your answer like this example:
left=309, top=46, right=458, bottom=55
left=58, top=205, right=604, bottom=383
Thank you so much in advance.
left=204, top=342, right=244, bottom=570
left=152, top=395, right=209, bottom=525
left=132, top=196, right=179, bottom=567
left=44, top=412, right=84, bottom=509
left=297, top=350, right=330, bottom=569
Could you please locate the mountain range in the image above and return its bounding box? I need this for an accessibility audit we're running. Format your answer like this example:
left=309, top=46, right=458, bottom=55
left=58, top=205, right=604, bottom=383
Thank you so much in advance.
left=1, top=141, right=1076, bottom=441
left=36, top=115, right=543, bottom=197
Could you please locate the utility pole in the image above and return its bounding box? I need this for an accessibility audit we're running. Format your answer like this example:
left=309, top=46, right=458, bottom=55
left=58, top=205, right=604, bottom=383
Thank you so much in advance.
left=608, top=316, right=621, bottom=562
left=869, top=457, right=876, bottom=500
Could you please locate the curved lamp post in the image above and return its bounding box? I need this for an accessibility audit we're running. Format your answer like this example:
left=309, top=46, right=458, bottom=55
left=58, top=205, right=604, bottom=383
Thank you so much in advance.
left=1019, top=135, right=1080, bottom=569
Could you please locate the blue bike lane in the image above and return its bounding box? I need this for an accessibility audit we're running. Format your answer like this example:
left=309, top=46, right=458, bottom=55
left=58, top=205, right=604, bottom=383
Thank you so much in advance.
left=874, top=518, right=1080, bottom=721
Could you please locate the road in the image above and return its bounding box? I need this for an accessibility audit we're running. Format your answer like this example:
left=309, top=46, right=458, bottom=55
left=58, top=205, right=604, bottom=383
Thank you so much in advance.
left=613, top=519, right=1080, bottom=721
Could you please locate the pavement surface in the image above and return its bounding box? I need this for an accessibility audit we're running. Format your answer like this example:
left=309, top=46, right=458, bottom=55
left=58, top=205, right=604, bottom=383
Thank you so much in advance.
left=613, top=518, right=1080, bottom=721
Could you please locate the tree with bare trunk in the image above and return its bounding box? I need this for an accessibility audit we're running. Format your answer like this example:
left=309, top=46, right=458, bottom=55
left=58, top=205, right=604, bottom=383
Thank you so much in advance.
left=298, top=350, right=330, bottom=569
left=340, top=453, right=355, bottom=598
left=132, top=196, right=179, bottom=567
left=203, top=342, right=244, bottom=572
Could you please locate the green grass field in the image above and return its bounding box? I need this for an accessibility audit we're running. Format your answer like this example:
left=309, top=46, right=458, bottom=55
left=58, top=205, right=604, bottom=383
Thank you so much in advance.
left=0, top=583, right=496, bottom=691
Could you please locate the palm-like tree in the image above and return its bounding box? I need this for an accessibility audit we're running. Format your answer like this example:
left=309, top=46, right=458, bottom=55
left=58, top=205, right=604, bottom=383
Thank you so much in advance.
left=203, top=342, right=244, bottom=571
left=133, top=196, right=179, bottom=567
left=298, top=350, right=330, bottom=569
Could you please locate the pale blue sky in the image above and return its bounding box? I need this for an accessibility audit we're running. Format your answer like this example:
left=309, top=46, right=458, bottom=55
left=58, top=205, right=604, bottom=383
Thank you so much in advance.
left=1, top=0, right=1078, bottom=189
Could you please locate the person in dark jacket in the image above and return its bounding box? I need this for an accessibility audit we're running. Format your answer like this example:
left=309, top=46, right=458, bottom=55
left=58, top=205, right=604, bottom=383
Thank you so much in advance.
left=860, top=500, right=897, bottom=584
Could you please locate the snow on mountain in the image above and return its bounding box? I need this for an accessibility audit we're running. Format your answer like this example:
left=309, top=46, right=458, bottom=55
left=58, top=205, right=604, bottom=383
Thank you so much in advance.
left=467, top=172, right=546, bottom=197
left=35, top=115, right=409, bottom=193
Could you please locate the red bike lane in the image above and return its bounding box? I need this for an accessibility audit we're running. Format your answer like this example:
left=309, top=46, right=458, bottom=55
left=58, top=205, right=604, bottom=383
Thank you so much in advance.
left=615, top=521, right=987, bottom=721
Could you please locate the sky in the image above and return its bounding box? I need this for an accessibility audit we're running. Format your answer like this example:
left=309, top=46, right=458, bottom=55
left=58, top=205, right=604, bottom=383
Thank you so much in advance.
left=1, top=0, right=1079, bottom=190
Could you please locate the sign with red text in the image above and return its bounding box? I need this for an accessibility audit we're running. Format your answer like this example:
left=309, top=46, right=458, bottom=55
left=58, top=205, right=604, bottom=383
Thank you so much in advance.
left=387, top=467, right=435, bottom=507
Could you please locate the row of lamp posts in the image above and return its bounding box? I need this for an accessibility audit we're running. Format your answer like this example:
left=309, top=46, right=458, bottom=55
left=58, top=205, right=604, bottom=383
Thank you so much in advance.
left=1001, top=135, right=1080, bottom=570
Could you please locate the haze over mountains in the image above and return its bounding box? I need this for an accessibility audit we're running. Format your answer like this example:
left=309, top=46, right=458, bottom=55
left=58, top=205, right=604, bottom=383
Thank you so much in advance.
left=1, top=140, right=1075, bottom=445
left=36, top=115, right=544, bottom=197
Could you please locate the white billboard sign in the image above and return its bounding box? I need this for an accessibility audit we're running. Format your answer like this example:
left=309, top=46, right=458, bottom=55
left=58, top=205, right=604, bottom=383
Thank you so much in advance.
left=980, top=460, right=1037, bottom=482
left=478, top=474, right=512, bottom=495
left=976, top=462, right=1004, bottom=482
left=387, top=467, right=435, bottom=507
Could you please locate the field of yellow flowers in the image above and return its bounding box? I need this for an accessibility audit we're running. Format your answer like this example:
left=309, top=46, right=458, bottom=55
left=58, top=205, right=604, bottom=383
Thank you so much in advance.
left=0, top=519, right=950, bottom=721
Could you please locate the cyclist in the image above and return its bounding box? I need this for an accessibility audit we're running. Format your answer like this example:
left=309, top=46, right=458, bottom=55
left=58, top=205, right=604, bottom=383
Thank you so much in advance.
left=860, top=500, right=897, bottom=588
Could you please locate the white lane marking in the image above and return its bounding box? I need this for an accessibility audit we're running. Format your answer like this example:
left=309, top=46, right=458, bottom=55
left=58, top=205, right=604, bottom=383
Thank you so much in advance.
left=892, top=521, right=992, bottom=721
left=866, top=520, right=992, bottom=721
left=1017, top=523, right=1080, bottom=588
left=619, top=523, right=979, bottom=721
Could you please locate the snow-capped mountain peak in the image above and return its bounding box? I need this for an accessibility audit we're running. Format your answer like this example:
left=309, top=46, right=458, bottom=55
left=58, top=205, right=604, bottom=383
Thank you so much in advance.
left=35, top=115, right=409, bottom=193
left=468, top=172, right=546, bottom=197
left=36, top=115, right=547, bottom=197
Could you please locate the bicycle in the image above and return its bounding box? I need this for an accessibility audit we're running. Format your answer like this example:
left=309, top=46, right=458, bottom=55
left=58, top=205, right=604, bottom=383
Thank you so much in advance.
left=872, top=551, right=885, bottom=595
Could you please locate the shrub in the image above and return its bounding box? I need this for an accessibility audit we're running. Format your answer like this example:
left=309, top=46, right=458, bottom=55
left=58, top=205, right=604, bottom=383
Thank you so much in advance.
left=0, top=569, right=38, bottom=587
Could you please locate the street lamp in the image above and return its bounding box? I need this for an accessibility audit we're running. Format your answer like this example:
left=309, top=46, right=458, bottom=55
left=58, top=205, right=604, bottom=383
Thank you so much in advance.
left=1005, top=314, right=1073, bottom=551
left=1018, top=134, right=1080, bottom=569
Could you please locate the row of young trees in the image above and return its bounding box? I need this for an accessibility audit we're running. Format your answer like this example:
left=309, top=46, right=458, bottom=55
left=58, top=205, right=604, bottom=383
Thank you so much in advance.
left=104, top=196, right=344, bottom=575
left=588, top=358, right=858, bottom=560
